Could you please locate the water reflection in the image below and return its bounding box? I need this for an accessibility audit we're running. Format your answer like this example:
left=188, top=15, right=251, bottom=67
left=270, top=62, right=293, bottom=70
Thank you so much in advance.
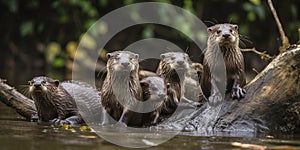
left=1, top=102, right=300, bottom=149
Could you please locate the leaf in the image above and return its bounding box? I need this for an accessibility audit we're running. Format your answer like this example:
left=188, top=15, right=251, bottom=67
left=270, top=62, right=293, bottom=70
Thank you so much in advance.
left=142, top=26, right=154, bottom=38
left=53, top=58, right=65, bottom=68
left=20, top=21, right=34, bottom=37
left=3, top=0, right=18, bottom=13
left=255, top=5, right=265, bottom=20
left=99, top=0, right=108, bottom=7
left=45, top=42, right=62, bottom=63
left=66, top=41, right=78, bottom=59
left=183, top=0, right=195, bottom=14
left=247, top=11, right=256, bottom=22
left=249, top=0, right=261, bottom=5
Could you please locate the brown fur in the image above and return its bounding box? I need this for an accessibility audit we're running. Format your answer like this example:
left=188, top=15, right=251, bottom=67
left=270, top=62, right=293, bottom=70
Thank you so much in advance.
left=101, top=51, right=143, bottom=126
left=140, top=76, right=166, bottom=124
left=201, top=23, right=246, bottom=99
left=157, top=52, right=206, bottom=109
left=29, top=76, right=81, bottom=125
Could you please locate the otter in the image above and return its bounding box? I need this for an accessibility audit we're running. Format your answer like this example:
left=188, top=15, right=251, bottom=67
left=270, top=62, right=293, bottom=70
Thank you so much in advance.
left=140, top=76, right=167, bottom=124
left=157, top=52, right=206, bottom=111
left=28, top=76, right=82, bottom=125
left=201, top=23, right=246, bottom=100
left=101, top=51, right=143, bottom=126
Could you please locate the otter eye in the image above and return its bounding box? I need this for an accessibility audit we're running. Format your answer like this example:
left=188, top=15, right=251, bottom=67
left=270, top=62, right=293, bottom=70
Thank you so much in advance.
left=229, top=29, right=233, bottom=33
left=217, top=30, right=221, bottom=34
left=28, top=81, right=33, bottom=85
left=115, top=57, right=120, bottom=60
left=171, top=57, right=176, bottom=60
left=41, top=81, right=46, bottom=84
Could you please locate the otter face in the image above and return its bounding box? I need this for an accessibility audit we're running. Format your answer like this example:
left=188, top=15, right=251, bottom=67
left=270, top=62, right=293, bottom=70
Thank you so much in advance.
left=141, top=77, right=166, bottom=101
left=160, top=52, right=190, bottom=71
left=29, top=76, right=59, bottom=94
left=208, top=24, right=238, bottom=46
left=106, top=51, right=139, bottom=72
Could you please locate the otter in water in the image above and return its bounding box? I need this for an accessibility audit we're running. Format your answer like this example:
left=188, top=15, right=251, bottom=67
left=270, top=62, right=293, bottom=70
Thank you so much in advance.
left=29, top=76, right=82, bottom=125
left=101, top=51, right=143, bottom=126
left=157, top=52, right=206, bottom=111
left=201, top=23, right=246, bottom=100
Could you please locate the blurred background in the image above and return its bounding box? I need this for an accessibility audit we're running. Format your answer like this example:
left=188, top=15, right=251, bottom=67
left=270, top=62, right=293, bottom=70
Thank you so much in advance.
left=0, top=0, right=299, bottom=86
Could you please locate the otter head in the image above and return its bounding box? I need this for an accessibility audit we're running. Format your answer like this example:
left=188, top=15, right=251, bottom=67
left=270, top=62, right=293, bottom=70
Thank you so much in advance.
left=208, top=24, right=239, bottom=47
left=141, top=77, right=166, bottom=102
left=106, top=51, right=139, bottom=74
left=158, top=52, right=190, bottom=75
left=29, top=76, right=59, bottom=96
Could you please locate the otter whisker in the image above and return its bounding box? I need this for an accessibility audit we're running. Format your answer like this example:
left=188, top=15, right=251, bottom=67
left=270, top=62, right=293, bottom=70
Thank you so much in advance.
left=204, top=20, right=216, bottom=26
left=18, top=85, right=31, bottom=97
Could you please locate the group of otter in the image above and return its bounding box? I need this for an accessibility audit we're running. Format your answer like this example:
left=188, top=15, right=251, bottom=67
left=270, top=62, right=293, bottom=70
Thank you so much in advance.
left=28, top=23, right=246, bottom=127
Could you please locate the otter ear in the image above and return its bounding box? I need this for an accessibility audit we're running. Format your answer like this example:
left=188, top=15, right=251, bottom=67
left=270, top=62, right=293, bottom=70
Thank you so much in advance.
left=54, top=80, right=60, bottom=87
left=184, top=53, right=189, bottom=58
left=106, top=53, right=112, bottom=59
left=207, top=27, right=213, bottom=33
left=233, top=25, right=238, bottom=30
left=160, top=54, right=166, bottom=59
left=134, top=54, right=139, bottom=59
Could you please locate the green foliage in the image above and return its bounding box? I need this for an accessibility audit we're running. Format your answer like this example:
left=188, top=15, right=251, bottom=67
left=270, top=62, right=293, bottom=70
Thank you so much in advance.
left=242, top=1, right=266, bottom=21
left=1, top=0, right=300, bottom=73
left=20, top=21, right=34, bottom=37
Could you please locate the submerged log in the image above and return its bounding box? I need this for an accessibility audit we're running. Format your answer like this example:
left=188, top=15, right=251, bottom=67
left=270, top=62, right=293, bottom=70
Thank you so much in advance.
left=0, top=79, right=36, bottom=120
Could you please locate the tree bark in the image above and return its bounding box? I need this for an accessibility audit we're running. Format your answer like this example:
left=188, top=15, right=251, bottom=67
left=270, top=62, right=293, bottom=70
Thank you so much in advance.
left=0, top=79, right=36, bottom=120
left=214, top=45, right=300, bottom=133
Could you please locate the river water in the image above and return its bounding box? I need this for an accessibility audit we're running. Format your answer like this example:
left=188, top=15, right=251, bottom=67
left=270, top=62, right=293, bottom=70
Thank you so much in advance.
left=1, top=102, right=300, bottom=150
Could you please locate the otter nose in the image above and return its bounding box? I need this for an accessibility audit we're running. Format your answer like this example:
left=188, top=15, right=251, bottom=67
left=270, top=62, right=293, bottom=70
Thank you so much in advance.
left=34, top=83, right=41, bottom=88
left=121, top=62, right=130, bottom=67
left=177, top=60, right=184, bottom=65
left=223, top=34, right=230, bottom=39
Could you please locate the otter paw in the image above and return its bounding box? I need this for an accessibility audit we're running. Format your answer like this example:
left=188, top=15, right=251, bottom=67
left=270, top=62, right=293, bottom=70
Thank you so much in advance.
left=31, top=113, right=39, bottom=122
left=116, top=121, right=127, bottom=128
left=51, top=118, right=70, bottom=126
left=231, top=87, right=246, bottom=99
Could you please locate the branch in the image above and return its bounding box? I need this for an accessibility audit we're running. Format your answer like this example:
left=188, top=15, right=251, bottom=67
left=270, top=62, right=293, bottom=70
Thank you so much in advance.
left=298, top=28, right=300, bottom=44
left=241, top=48, right=274, bottom=62
left=267, top=0, right=290, bottom=53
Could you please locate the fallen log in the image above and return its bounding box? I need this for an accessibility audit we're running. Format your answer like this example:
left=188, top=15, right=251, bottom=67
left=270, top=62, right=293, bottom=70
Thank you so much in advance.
left=213, top=45, right=300, bottom=133
left=0, top=79, right=36, bottom=120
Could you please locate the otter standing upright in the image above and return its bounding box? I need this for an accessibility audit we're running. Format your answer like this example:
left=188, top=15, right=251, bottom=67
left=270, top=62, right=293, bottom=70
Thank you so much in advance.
left=201, top=23, right=246, bottom=100
left=101, top=51, right=143, bottom=126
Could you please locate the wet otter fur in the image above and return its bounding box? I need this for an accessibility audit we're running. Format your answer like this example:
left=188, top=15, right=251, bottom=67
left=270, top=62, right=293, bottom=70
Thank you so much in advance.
left=201, top=23, right=246, bottom=100
left=101, top=51, right=143, bottom=126
left=140, top=76, right=167, bottom=124
left=29, top=76, right=82, bottom=125
left=157, top=52, right=206, bottom=111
